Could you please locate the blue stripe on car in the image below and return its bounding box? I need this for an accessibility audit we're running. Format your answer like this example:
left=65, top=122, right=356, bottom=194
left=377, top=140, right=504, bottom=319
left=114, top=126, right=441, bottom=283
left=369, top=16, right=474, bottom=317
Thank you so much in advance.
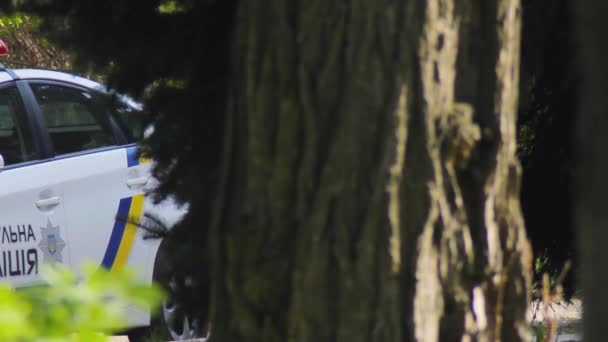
left=101, top=196, right=132, bottom=269
left=126, top=145, right=139, bottom=167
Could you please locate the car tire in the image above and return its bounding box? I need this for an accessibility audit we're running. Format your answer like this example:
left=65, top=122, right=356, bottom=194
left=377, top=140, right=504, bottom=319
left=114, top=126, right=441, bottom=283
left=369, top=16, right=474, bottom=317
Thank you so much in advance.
left=129, top=239, right=207, bottom=342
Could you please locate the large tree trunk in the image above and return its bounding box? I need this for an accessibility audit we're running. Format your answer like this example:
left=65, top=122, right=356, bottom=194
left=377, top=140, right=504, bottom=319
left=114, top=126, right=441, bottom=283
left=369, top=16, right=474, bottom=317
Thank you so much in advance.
left=209, top=0, right=532, bottom=341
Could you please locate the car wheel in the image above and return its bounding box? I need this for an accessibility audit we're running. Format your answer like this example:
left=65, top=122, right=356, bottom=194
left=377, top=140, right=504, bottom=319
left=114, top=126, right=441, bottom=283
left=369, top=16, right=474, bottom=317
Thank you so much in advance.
left=159, top=277, right=202, bottom=340
left=152, top=241, right=207, bottom=341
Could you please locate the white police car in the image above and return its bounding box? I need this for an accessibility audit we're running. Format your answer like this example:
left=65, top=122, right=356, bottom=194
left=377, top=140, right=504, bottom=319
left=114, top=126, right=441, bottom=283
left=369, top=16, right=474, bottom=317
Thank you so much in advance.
left=0, top=58, right=198, bottom=339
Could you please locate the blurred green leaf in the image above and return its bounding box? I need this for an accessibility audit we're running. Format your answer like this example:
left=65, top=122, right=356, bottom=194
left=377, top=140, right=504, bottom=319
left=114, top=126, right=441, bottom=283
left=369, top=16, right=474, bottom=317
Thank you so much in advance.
left=157, top=0, right=186, bottom=14
left=0, top=262, right=165, bottom=341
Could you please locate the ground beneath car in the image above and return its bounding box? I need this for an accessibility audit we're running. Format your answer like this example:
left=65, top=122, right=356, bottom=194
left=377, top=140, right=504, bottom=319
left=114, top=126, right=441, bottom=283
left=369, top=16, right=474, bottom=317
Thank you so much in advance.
left=110, top=337, right=207, bottom=342
left=110, top=302, right=584, bottom=342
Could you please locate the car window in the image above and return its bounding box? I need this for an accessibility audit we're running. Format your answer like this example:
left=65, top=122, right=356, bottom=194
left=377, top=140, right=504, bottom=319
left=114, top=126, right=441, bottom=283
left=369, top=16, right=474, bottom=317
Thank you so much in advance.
left=0, top=86, right=37, bottom=165
left=31, top=84, right=117, bottom=155
left=111, top=95, right=147, bottom=142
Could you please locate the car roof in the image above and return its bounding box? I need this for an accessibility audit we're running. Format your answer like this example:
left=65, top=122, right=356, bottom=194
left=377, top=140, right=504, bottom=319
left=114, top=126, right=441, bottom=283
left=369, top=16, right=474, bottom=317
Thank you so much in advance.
left=0, top=68, right=143, bottom=111
left=10, top=69, right=108, bottom=91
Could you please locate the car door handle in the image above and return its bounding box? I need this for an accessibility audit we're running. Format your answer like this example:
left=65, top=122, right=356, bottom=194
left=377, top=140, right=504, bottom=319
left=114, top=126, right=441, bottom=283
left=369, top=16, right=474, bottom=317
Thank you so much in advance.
left=36, top=196, right=61, bottom=209
left=126, top=176, right=149, bottom=189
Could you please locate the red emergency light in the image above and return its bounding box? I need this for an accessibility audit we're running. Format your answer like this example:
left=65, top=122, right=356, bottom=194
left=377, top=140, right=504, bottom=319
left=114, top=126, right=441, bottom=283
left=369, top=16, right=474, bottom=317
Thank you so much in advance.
left=0, top=39, right=8, bottom=56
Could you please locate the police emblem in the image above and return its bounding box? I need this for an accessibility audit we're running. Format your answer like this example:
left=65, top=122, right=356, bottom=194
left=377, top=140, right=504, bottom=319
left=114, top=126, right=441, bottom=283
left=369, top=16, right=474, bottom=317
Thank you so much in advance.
left=38, top=220, right=65, bottom=262
left=48, top=234, right=56, bottom=254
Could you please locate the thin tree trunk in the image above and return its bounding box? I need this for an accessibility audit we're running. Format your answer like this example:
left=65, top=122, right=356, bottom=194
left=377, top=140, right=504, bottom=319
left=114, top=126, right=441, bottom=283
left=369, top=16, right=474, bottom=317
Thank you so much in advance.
left=209, top=0, right=532, bottom=341
left=575, top=1, right=608, bottom=341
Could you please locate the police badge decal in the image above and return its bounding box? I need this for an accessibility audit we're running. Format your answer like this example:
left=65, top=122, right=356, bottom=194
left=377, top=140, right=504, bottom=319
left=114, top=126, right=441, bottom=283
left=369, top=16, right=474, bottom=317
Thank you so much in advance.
left=38, top=220, right=66, bottom=263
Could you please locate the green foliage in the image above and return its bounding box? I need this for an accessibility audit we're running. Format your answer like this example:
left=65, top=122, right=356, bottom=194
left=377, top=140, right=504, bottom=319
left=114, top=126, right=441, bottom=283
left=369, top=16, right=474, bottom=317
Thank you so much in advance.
left=0, top=263, right=164, bottom=342
left=516, top=123, right=535, bottom=162
left=531, top=324, right=546, bottom=342
left=0, top=12, right=70, bottom=70
left=0, top=13, right=42, bottom=36
left=156, top=0, right=186, bottom=15
left=0, top=14, right=27, bottom=32
left=531, top=252, right=558, bottom=299
left=531, top=250, right=574, bottom=303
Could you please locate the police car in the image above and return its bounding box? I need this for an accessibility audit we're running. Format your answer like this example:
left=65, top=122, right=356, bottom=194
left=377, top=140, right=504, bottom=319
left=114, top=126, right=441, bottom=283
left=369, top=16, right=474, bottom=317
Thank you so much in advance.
left=0, top=42, right=199, bottom=340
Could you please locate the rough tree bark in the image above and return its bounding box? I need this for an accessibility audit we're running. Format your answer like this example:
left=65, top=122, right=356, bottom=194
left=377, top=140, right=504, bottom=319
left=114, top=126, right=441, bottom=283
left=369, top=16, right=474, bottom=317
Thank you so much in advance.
left=209, top=0, right=532, bottom=341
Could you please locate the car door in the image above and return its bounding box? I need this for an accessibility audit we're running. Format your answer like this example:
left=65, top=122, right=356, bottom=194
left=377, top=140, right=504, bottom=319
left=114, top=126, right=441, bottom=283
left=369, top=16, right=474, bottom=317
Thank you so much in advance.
left=0, top=83, right=70, bottom=288
left=25, top=81, right=159, bottom=279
